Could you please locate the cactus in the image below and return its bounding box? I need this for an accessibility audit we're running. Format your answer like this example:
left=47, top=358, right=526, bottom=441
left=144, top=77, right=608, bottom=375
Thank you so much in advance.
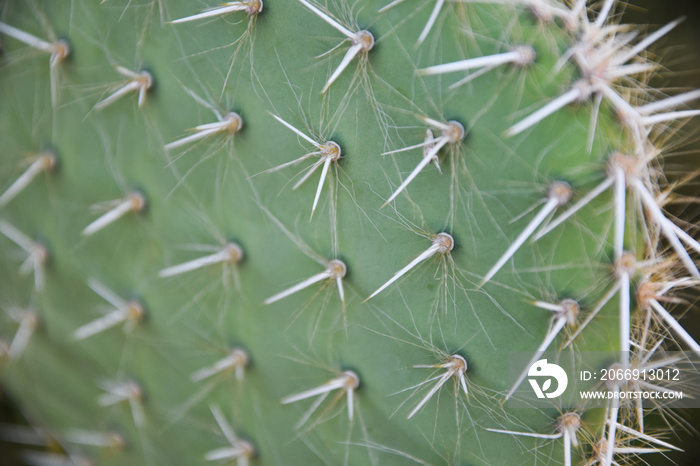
left=1, top=0, right=699, bottom=465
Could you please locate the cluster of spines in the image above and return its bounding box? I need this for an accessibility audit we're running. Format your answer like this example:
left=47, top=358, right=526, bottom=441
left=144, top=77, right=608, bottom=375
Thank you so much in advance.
left=0, top=1, right=699, bottom=465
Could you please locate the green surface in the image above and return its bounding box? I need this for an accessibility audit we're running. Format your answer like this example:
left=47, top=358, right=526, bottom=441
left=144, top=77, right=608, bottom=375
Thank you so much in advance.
left=0, top=0, right=698, bottom=465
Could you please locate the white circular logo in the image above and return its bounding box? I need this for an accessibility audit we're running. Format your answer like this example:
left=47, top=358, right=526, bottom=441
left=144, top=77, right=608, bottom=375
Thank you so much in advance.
left=527, top=359, right=568, bottom=399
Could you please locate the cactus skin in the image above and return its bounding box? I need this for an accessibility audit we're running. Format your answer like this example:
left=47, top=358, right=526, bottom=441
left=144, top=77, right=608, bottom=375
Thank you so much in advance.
left=0, top=0, right=699, bottom=465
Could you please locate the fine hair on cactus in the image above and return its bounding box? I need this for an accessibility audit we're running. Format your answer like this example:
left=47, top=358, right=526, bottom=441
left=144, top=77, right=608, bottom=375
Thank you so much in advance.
left=2, top=0, right=700, bottom=465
